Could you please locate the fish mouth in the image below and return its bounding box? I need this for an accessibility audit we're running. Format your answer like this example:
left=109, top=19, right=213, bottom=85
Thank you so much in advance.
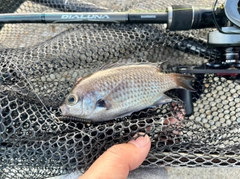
left=60, top=104, right=69, bottom=116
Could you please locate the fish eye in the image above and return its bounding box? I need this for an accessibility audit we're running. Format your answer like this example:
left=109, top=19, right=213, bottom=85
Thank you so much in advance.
left=66, top=94, right=78, bottom=105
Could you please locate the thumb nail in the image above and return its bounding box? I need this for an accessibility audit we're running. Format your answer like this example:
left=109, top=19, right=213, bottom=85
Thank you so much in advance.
left=128, top=134, right=150, bottom=148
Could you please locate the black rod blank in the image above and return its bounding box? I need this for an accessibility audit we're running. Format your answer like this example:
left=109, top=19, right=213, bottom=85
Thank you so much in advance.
left=0, top=12, right=168, bottom=23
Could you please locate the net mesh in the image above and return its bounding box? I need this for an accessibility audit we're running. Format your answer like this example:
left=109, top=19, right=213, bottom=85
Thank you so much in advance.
left=1, top=0, right=240, bottom=178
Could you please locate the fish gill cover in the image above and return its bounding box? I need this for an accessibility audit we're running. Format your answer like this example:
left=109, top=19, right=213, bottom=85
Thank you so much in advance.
left=0, top=0, right=240, bottom=179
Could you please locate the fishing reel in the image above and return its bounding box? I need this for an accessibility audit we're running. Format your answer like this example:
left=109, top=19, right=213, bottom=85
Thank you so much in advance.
left=167, top=0, right=240, bottom=116
left=207, top=0, right=240, bottom=70
left=165, top=0, right=240, bottom=71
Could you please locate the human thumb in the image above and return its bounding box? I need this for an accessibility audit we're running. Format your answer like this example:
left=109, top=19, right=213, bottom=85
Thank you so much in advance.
left=79, top=134, right=151, bottom=179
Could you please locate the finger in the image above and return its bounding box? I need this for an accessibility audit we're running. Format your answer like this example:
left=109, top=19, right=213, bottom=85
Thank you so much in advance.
left=80, top=134, right=151, bottom=179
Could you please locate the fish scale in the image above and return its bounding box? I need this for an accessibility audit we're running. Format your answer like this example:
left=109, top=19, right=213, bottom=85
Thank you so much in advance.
left=60, top=64, right=195, bottom=122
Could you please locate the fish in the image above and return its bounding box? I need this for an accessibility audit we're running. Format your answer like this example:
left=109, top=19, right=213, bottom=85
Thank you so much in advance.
left=60, top=64, right=195, bottom=122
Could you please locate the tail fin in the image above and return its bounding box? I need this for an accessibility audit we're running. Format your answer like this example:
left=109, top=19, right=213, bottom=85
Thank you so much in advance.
left=173, top=74, right=196, bottom=92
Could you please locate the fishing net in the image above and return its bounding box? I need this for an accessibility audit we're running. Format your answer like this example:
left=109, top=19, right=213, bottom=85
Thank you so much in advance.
left=1, top=0, right=239, bottom=178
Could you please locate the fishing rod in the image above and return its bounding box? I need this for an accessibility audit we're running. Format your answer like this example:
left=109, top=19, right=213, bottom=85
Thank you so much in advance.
left=0, top=6, right=220, bottom=31
left=0, top=1, right=237, bottom=46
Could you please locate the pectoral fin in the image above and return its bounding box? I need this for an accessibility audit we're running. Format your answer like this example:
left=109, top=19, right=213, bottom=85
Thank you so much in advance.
left=97, top=80, right=123, bottom=110
left=96, top=99, right=111, bottom=110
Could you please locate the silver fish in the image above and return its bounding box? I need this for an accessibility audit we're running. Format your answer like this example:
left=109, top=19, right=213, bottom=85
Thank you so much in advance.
left=60, top=64, right=195, bottom=122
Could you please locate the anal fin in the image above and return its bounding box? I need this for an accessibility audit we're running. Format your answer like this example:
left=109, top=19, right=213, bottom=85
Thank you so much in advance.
left=115, top=111, right=134, bottom=119
left=152, top=94, right=173, bottom=106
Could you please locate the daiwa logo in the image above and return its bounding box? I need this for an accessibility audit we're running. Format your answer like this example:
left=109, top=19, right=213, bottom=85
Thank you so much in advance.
left=61, top=14, right=110, bottom=19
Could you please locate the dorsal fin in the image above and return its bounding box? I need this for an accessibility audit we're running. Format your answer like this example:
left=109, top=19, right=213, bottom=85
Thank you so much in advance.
left=97, top=61, right=165, bottom=71
left=73, top=61, right=167, bottom=88
left=73, top=77, right=82, bottom=87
